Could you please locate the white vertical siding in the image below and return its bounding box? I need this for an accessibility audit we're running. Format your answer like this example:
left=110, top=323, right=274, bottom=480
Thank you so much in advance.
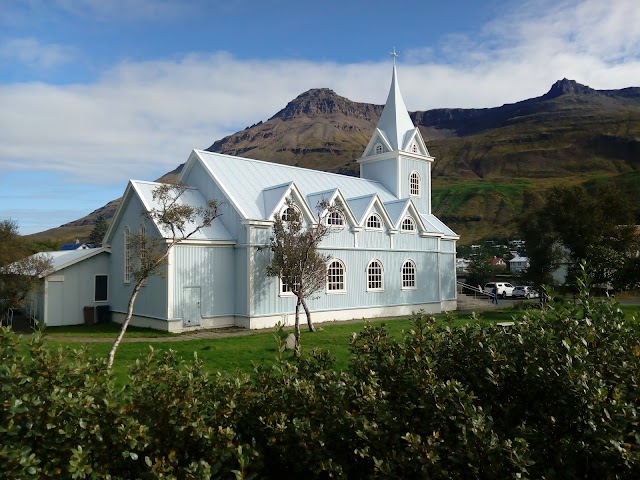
left=395, top=232, right=429, bottom=250
left=108, top=195, right=168, bottom=320
left=234, top=247, right=249, bottom=316
left=441, top=240, right=456, bottom=253
left=251, top=248, right=442, bottom=316
left=440, top=253, right=457, bottom=300
left=361, top=159, right=399, bottom=197
left=182, top=160, right=245, bottom=242
left=359, top=229, right=390, bottom=249
left=251, top=226, right=272, bottom=246
left=44, top=252, right=110, bottom=326
left=400, top=156, right=430, bottom=213
left=322, top=227, right=354, bottom=248
left=172, top=245, right=235, bottom=319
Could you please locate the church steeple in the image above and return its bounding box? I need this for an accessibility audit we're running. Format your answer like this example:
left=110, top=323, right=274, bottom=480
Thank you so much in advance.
left=375, top=59, right=416, bottom=151
left=358, top=52, right=434, bottom=214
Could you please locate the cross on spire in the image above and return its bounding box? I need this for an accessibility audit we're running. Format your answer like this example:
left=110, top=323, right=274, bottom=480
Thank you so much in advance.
left=390, top=47, right=398, bottom=65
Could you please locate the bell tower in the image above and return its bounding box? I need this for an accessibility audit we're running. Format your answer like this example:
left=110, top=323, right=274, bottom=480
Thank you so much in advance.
left=358, top=51, right=434, bottom=214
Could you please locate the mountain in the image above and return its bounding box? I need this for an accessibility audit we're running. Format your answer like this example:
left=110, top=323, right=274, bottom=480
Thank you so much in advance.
left=30, top=79, right=640, bottom=244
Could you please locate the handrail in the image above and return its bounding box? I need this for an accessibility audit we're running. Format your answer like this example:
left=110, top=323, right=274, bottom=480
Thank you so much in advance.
left=3, top=308, right=14, bottom=327
left=456, top=281, right=489, bottom=297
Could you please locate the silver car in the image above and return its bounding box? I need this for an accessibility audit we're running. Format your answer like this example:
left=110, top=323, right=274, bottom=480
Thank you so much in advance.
left=512, top=286, right=539, bottom=299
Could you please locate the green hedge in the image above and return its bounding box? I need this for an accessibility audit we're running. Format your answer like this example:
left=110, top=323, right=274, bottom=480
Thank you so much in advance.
left=1, top=282, right=639, bottom=478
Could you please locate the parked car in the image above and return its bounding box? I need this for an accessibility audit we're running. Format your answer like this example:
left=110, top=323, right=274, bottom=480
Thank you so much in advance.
left=512, top=285, right=540, bottom=299
left=483, top=282, right=515, bottom=298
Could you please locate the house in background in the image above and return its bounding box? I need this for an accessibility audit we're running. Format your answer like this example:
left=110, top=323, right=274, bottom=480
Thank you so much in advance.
left=509, top=256, right=530, bottom=273
left=456, top=258, right=471, bottom=273
left=101, top=61, right=459, bottom=332
left=60, top=241, right=94, bottom=251
left=488, top=256, right=506, bottom=269
left=27, top=248, right=110, bottom=326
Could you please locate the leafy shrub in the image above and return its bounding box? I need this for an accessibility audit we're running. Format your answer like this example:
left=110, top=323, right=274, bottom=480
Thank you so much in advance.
left=1, top=272, right=639, bottom=478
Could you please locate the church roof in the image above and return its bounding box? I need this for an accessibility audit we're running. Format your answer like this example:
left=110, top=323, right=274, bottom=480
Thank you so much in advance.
left=181, top=150, right=456, bottom=237
left=375, top=63, right=416, bottom=151
left=190, top=150, right=397, bottom=220
left=130, top=180, right=234, bottom=241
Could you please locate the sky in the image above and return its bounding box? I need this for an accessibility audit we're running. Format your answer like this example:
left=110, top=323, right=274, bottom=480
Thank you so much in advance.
left=1, top=0, right=639, bottom=235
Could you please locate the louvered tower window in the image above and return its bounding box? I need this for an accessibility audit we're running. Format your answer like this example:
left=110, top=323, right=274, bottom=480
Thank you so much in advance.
left=410, top=171, right=420, bottom=196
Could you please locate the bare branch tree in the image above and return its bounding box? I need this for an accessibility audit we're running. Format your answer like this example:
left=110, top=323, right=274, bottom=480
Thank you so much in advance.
left=265, top=198, right=342, bottom=351
left=107, top=183, right=221, bottom=369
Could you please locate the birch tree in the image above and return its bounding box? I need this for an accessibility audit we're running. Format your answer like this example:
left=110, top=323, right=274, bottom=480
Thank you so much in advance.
left=107, top=183, right=221, bottom=369
left=266, top=199, right=341, bottom=351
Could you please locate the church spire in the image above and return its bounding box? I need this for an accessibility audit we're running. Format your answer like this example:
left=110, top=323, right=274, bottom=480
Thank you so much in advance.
left=375, top=51, right=415, bottom=151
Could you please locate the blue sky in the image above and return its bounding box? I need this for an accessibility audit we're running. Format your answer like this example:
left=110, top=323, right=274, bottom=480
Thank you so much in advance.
left=1, top=0, right=639, bottom=235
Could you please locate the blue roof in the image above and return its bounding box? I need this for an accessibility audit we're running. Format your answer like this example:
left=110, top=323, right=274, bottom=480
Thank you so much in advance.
left=130, top=180, right=234, bottom=241
left=190, top=150, right=397, bottom=221
left=60, top=243, right=94, bottom=250
left=178, top=150, right=457, bottom=237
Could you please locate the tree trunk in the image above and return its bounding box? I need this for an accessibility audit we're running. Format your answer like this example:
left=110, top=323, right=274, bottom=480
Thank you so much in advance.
left=107, top=279, right=143, bottom=370
left=294, top=296, right=301, bottom=354
left=301, top=297, right=315, bottom=332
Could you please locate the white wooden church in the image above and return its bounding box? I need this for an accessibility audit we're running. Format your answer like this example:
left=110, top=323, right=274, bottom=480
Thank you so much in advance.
left=35, top=61, right=459, bottom=331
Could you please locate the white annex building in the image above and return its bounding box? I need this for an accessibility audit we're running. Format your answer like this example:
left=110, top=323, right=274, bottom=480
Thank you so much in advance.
left=36, top=62, right=460, bottom=331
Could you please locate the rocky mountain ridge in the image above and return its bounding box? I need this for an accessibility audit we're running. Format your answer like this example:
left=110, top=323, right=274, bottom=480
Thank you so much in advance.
left=46, top=78, right=640, bottom=243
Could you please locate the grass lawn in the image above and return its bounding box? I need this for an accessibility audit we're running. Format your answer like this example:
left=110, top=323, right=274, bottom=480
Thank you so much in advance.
left=37, top=304, right=640, bottom=385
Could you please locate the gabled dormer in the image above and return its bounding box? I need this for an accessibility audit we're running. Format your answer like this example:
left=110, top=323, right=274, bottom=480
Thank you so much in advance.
left=307, top=188, right=359, bottom=231
left=358, top=57, right=435, bottom=215
left=263, top=182, right=316, bottom=226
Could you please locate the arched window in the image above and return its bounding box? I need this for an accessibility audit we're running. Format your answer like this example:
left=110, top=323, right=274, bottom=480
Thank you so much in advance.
left=401, top=217, right=416, bottom=232
left=124, top=226, right=131, bottom=283
left=367, top=260, right=384, bottom=291
left=327, top=260, right=345, bottom=292
left=281, top=205, right=300, bottom=223
left=375, top=143, right=383, bottom=155
left=402, top=260, right=416, bottom=289
left=410, top=171, right=420, bottom=196
left=366, top=213, right=382, bottom=230
left=327, top=211, right=344, bottom=227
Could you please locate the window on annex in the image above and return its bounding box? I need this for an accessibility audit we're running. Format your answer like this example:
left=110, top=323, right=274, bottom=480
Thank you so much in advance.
left=327, top=260, right=345, bottom=292
left=401, top=217, right=416, bottom=232
left=367, top=260, right=384, bottom=291
left=124, top=226, right=132, bottom=283
left=402, top=260, right=416, bottom=289
left=410, top=171, right=420, bottom=196
left=375, top=143, right=383, bottom=155
left=327, top=211, right=344, bottom=227
left=95, top=275, right=108, bottom=302
left=366, top=213, right=382, bottom=230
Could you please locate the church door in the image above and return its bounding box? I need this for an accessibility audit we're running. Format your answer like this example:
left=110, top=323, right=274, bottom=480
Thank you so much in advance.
left=182, top=286, right=201, bottom=327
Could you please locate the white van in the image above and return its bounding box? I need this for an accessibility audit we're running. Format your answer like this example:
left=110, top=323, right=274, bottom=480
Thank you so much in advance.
left=484, top=282, right=515, bottom=298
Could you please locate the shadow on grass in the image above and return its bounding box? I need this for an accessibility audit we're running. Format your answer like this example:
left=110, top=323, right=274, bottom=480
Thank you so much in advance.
left=43, top=322, right=177, bottom=338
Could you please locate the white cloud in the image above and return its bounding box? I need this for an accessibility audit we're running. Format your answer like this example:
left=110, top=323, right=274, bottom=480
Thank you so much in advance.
left=0, top=37, right=76, bottom=69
